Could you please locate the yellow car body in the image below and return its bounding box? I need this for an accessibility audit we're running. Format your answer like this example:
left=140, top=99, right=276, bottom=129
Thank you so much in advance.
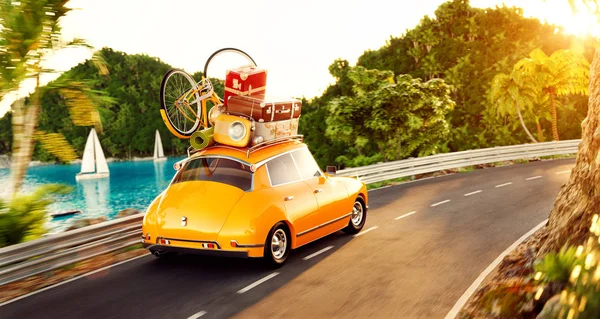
left=142, top=140, right=368, bottom=265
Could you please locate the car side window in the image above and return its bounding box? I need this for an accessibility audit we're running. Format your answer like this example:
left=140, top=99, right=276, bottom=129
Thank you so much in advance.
left=266, top=153, right=301, bottom=186
left=291, top=148, right=322, bottom=179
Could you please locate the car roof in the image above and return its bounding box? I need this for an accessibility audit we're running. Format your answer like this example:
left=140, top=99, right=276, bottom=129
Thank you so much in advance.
left=190, top=140, right=307, bottom=165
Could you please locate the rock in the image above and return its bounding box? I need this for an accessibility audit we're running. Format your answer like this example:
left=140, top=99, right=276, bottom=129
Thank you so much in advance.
left=65, top=217, right=107, bottom=231
left=536, top=294, right=562, bottom=319
left=116, top=208, right=142, bottom=218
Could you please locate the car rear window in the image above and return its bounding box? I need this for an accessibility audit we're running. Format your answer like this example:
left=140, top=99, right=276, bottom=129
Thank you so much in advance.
left=172, top=157, right=253, bottom=191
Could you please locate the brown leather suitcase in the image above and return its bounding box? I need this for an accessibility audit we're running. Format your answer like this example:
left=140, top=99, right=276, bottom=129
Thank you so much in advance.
left=226, top=94, right=302, bottom=122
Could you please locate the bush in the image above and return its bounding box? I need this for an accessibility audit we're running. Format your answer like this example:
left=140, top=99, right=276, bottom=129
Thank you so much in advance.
left=0, top=184, right=72, bottom=247
left=535, top=214, right=600, bottom=318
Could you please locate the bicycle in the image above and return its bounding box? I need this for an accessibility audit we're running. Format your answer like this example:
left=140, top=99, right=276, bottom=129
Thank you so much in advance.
left=159, top=48, right=257, bottom=139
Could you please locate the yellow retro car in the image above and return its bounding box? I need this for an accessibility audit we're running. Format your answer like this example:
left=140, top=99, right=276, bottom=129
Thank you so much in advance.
left=142, top=137, right=368, bottom=266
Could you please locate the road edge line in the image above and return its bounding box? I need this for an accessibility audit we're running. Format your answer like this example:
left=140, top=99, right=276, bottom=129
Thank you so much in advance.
left=0, top=253, right=150, bottom=307
left=443, top=219, right=547, bottom=319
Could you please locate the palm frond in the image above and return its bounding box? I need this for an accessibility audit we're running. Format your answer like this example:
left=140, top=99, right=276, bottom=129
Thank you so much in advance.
left=34, top=131, right=78, bottom=163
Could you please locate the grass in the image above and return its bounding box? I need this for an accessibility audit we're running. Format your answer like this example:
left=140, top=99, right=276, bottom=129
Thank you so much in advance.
left=366, top=177, right=410, bottom=190
left=59, top=262, right=77, bottom=271
left=457, top=166, right=475, bottom=173
left=115, top=243, right=143, bottom=254
left=540, top=154, right=575, bottom=160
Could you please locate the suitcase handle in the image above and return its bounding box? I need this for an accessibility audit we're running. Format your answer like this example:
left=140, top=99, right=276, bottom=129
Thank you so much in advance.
left=276, top=108, right=291, bottom=114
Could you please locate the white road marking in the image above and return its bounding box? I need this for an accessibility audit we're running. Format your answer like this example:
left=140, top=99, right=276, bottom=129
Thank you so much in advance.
left=395, top=211, right=417, bottom=220
left=464, top=190, right=482, bottom=197
left=495, top=182, right=512, bottom=188
left=0, top=253, right=151, bottom=307
left=526, top=176, right=543, bottom=180
left=303, top=246, right=334, bottom=260
left=237, top=272, right=279, bottom=294
left=353, top=226, right=378, bottom=237
left=431, top=199, right=451, bottom=207
left=556, top=170, right=571, bottom=175
left=187, top=311, right=207, bottom=319
left=443, top=219, right=548, bottom=319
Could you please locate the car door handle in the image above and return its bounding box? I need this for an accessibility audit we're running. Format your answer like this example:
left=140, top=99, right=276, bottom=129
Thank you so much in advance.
left=284, top=196, right=294, bottom=201
left=313, top=189, right=323, bottom=194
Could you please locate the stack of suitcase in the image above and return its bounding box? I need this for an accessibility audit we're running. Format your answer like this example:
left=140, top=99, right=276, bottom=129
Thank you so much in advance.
left=216, top=65, right=302, bottom=147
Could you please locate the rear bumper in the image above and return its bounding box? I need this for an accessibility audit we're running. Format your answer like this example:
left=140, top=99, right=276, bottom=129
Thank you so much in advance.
left=144, top=243, right=249, bottom=258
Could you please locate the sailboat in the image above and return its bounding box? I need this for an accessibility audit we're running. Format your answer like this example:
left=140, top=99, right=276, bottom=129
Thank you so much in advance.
left=76, top=128, right=109, bottom=181
left=153, top=130, right=167, bottom=161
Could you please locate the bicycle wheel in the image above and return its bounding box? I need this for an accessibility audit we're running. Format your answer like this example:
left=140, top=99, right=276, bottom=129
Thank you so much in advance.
left=203, top=48, right=257, bottom=79
left=160, top=69, right=201, bottom=138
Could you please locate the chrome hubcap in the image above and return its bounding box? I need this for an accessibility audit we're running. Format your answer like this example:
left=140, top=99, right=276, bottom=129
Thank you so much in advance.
left=271, top=229, right=287, bottom=260
left=351, top=202, right=363, bottom=226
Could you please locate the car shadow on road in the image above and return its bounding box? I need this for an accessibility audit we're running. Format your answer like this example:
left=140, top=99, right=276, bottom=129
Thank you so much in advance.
left=135, top=231, right=356, bottom=318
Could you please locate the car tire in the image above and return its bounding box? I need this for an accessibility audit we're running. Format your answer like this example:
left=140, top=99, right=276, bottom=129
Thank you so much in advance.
left=263, top=222, right=291, bottom=268
left=342, top=198, right=367, bottom=234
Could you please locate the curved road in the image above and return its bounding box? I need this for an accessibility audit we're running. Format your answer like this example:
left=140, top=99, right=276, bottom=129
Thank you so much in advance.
left=1, top=158, right=575, bottom=319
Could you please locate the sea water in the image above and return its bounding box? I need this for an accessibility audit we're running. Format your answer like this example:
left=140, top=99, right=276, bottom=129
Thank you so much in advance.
left=0, top=157, right=185, bottom=233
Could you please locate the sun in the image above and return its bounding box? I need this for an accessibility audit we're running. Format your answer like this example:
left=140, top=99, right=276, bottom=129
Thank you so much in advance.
left=524, top=0, right=600, bottom=38
left=473, top=0, right=600, bottom=38
left=562, top=10, right=600, bottom=37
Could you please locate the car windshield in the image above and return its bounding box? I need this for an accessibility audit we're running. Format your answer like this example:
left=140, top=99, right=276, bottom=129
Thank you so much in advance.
left=172, top=157, right=253, bottom=191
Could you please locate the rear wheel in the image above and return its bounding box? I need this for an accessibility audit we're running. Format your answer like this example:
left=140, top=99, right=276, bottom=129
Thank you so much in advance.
left=160, top=69, right=201, bottom=138
left=342, top=198, right=366, bottom=234
left=263, top=222, right=291, bottom=267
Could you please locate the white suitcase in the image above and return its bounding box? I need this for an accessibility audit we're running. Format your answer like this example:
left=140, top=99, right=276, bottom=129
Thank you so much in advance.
left=253, top=118, right=299, bottom=145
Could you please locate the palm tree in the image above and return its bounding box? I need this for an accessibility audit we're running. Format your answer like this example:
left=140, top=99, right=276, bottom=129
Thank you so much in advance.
left=490, top=72, right=539, bottom=143
left=514, top=49, right=589, bottom=141
left=0, top=0, right=110, bottom=195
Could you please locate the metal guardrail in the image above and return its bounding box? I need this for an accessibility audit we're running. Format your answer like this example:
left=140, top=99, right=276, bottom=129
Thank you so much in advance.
left=0, top=213, right=143, bottom=286
left=0, top=140, right=580, bottom=287
left=338, top=140, right=580, bottom=184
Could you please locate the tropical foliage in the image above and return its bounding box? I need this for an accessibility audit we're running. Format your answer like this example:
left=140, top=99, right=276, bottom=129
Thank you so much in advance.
left=512, top=49, right=590, bottom=141
left=533, top=215, right=600, bottom=319
left=0, top=184, right=71, bottom=247
left=0, top=0, right=111, bottom=194
left=326, top=66, right=454, bottom=166
left=300, top=0, right=595, bottom=168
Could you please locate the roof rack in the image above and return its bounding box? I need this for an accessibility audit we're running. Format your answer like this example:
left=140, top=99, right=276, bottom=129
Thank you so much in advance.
left=186, top=135, right=304, bottom=158
left=246, top=135, right=303, bottom=158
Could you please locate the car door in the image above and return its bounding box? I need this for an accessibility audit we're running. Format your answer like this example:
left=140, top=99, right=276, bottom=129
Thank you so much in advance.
left=291, top=148, right=349, bottom=226
left=266, top=152, right=320, bottom=243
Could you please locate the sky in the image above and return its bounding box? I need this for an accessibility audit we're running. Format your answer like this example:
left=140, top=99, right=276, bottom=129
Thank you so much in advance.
left=0, top=0, right=598, bottom=117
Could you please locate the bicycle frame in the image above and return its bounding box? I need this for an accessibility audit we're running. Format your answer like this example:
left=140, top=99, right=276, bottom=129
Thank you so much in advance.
left=173, top=76, right=221, bottom=130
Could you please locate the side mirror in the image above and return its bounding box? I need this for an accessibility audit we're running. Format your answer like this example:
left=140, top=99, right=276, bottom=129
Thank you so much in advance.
left=326, top=166, right=337, bottom=175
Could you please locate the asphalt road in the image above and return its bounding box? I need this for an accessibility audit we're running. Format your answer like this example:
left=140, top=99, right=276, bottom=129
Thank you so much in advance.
left=0, top=159, right=575, bottom=319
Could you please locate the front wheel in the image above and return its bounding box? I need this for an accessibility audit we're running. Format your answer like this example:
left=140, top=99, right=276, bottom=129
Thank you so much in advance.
left=159, top=69, right=202, bottom=138
left=263, top=222, right=291, bottom=267
left=342, top=198, right=367, bottom=234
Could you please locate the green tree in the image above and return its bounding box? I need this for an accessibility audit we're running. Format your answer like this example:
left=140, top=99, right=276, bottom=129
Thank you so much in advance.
left=0, top=0, right=110, bottom=194
left=514, top=49, right=589, bottom=141
left=490, top=70, right=540, bottom=143
left=326, top=66, right=454, bottom=165
left=355, top=0, right=596, bottom=150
